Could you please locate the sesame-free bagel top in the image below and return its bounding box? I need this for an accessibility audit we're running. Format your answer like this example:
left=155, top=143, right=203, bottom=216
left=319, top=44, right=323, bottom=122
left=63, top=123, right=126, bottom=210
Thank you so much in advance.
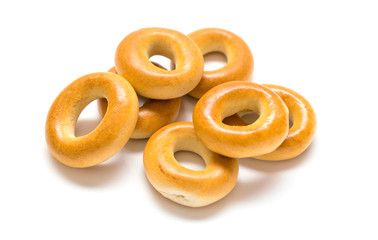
left=115, top=27, right=204, bottom=99
left=193, top=81, right=289, bottom=158
left=188, top=28, right=254, bottom=99
left=45, top=72, right=138, bottom=168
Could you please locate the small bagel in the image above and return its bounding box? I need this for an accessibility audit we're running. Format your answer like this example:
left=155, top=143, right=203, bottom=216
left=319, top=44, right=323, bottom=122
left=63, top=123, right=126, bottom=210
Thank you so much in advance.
left=143, top=122, right=239, bottom=207
left=193, top=81, right=289, bottom=158
left=115, top=27, right=204, bottom=99
left=253, top=84, right=317, bottom=160
left=45, top=72, right=138, bottom=168
left=188, top=28, right=254, bottom=98
left=99, top=66, right=181, bottom=139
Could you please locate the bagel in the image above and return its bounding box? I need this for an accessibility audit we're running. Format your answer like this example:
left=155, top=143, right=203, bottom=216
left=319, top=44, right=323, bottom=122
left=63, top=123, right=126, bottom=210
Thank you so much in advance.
left=252, top=84, right=317, bottom=160
left=193, top=81, right=289, bottom=158
left=115, top=27, right=204, bottom=99
left=143, top=122, right=239, bottom=207
left=45, top=72, right=138, bottom=168
left=188, top=28, right=254, bottom=98
left=98, top=66, right=181, bottom=139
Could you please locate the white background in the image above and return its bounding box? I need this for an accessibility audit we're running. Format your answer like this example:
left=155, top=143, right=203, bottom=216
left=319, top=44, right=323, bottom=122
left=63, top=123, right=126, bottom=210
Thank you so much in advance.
left=1, top=0, right=377, bottom=239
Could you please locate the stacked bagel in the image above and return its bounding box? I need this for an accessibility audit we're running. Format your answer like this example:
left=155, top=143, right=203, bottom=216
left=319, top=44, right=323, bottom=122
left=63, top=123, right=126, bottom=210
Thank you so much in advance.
left=46, top=27, right=316, bottom=207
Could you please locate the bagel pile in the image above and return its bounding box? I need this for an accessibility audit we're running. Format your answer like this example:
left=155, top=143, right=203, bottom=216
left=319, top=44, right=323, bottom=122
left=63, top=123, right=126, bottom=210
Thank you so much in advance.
left=46, top=27, right=316, bottom=207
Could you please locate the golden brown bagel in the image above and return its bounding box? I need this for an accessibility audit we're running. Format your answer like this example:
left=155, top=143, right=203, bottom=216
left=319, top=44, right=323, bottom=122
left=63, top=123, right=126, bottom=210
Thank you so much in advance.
left=115, top=27, right=204, bottom=99
left=193, top=81, right=289, bottom=158
left=99, top=66, right=181, bottom=139
left=45, top=72, right=139, bottom=168
left=143, top=122, right=239, bottom=207
left=253, top=84, right=317, bottom=160
left=188, top=28, right=254, bottom=98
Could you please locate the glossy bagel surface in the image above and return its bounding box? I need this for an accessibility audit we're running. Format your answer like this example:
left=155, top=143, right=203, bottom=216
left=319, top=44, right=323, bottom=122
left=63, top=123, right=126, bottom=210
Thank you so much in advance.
left=115, top=27, right=204, bottom=99
left=143, top=122, right=239, bottom=207
left=98, top=66, right=181, bottom=139
left=193, top=81, right=289, bottom=158
left=46, top=72, right=138, bottom=168
left=188, top=28, right=254, bottom=98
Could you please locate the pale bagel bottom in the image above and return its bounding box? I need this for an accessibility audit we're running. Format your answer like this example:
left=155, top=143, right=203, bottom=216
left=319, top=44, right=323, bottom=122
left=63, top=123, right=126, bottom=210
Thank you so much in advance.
left=143, top=122, right=239, bottom=207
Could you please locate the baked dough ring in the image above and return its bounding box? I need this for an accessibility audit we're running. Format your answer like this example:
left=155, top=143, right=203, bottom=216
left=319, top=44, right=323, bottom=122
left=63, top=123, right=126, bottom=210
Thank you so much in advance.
left=188, top=28, right=254, bottom=98
left=253, top=84, right=316, bottom=160
left=45, top=72, right=138, bottom=168
left=98, top=66, right=181, bottom=139
left=115, top=27, right=204, bottom=99
left=221, top=85, right=317, bottom=160
left=143, top=122, right=239, bottom=207
left=193, top=81, right=289, bottom=158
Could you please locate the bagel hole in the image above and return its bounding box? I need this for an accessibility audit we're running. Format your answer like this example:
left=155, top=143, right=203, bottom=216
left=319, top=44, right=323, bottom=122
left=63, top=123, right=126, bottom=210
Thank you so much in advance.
left=240, top=111, right=260, bottom=124
left=222, top=111, right=260, bottom=126
left=204, top=51, right=227, bottom=71
left=289, top=119, right=294, bottom=129
left=75, top=99, right=104, bottom=137
left=174, top=151, right=206, bottom=171
left=149, top=55, right=175, bottom=70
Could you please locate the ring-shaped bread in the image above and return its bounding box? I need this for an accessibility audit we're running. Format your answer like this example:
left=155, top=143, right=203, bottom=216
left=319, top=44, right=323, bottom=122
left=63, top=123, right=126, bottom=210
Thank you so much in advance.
left=143, top=122, right=239, bottom=207
left=98, top=66, right=181, bottom=139
left=115, top=27, right=204, bottom=99
left=188, top=28, right=254, bottom=98
left=193, top=81, right=289, bottom=158
left=253, top=84, right=316, bottom=160
left=45, top=72, right=139, bottom=168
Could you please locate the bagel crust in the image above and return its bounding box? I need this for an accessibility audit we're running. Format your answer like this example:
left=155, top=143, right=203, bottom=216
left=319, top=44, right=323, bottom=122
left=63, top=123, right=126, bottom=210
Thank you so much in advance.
left=188, top=28, right=254, bottom=98
left=45, top=72, right=138, bottom=168
left=193, top=81, right=289, bottom=158
left=253, top=84, right=317, bottom=160
left=98, top=67, right=181, bottom=139
left=143, top=122, right=239, bottom=207
left=115, top=27, right=204, bottom=99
